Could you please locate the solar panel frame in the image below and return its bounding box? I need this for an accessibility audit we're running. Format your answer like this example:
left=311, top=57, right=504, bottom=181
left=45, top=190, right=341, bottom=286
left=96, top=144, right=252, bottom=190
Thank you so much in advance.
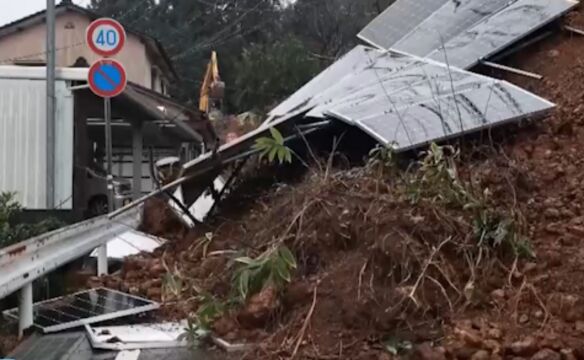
left=3, top=288, right=160, bottom=333
left=391, top=0, right=512, bottom=57
left=9, top=332, right=87, bottom=360
left=326, top=78, right=555, bottom=152
left=268, top=46, right=377, bottom=118
left=358, top=0, right=578, bottom=70
left=306, top=52, right=484, bottom=120
left=294, top=47, right=557, bottom=152
left=427, top=0, right=578, bottom=69
left=305, top=50, right=425, bottom=119
left=357, top=0, right=448, bottom=50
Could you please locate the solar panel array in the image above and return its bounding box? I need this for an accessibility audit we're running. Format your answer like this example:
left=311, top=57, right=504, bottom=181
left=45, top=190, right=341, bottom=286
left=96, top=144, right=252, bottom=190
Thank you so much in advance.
left=267, top=0, right=573, bottom=152
left=9, top=331, right=207, bottom=360
left=427, top=0, right=579, bottom=68
left=9, top=333, right=89, bottom=360
left=270, top=46, right=555, bottom=151
left=4, top=288, right=159, bottom=333
left=358, top=0, right=578, bottom=69
left=269, top=46, right=376, bottom=117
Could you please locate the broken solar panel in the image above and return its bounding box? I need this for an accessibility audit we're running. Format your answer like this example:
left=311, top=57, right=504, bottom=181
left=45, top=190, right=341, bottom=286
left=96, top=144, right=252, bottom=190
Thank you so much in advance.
left=3, top=288, right=159, bottom=333
left=358, top=0, right=578, bottom=69
left=268, top=46, right=375, bottom=117
left=269, top=46, right=402, bottom=119
left=9, top=333, right=88, bottom=360
left=315, top=48, right=555, bottom=151
left=427, top=0, right=579, bottom=69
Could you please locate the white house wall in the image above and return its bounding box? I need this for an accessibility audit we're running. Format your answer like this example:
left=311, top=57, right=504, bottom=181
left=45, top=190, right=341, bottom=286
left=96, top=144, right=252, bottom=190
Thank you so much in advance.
left=0, top=78, right=73, bottom=209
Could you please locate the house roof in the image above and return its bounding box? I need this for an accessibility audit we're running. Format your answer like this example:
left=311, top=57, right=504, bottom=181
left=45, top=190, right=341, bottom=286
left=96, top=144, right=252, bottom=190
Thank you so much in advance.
left=0, top=1, right=178, bottom=80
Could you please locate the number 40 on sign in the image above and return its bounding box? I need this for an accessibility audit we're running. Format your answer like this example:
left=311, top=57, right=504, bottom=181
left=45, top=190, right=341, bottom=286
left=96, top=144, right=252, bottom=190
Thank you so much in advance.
left=86, top=18, right=126, bottom=57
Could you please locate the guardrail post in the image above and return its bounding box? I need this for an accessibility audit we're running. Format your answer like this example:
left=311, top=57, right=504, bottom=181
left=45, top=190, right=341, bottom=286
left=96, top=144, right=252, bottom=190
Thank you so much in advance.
left=18, top=283, right=33, bottom=338
left=97, top=245, right=108, bottom=276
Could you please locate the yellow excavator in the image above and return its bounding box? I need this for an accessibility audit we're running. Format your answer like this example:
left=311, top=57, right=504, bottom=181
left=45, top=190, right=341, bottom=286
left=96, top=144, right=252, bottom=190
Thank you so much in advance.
left=199, top=51, right=225, bottom=122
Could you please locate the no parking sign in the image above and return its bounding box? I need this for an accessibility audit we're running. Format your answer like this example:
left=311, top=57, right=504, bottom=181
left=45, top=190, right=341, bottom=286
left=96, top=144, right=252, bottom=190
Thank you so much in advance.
left=88, top=59, right=127, bottom=98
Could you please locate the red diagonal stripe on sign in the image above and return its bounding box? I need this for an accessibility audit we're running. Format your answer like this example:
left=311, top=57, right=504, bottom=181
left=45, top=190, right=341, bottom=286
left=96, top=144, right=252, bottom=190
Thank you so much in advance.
left=96, top=66, right=119, bottom=88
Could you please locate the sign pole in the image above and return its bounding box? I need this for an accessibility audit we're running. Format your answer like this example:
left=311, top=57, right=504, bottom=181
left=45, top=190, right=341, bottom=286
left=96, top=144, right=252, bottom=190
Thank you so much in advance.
left=98, top=97, right=113, bottom=276
left=105, top=97, right=113, bottom=213
left=87, top=17, right=127, bottom=277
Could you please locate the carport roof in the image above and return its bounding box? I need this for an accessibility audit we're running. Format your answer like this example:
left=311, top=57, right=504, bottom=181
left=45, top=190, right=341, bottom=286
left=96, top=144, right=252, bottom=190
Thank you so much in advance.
left=0, top=65, right=216, bottom=145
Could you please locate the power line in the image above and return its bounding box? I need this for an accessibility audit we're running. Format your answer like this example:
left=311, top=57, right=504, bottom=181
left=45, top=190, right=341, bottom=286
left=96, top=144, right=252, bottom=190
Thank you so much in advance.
left=170, top=1, right=265, bottom=60
left=0, top=41, right=85, bottom=65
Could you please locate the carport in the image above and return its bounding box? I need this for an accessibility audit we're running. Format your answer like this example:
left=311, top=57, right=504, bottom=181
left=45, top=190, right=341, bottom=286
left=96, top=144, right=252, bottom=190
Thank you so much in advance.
left=71, top=80, right=217, bottom=219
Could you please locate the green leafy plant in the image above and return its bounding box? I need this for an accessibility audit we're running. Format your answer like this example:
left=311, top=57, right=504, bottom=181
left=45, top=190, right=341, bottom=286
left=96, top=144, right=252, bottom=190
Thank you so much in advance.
left=473, top=211, right=534, bottom=259
left=408, top=143, right=471, bottom=206
left=233, top=245, right=297, bottom=301
left=195, top=293, right=226, bottom=330
left=192, top=232, right=214, bottom=258
left=179, top=318, right=209, bottom=349
left=368, top=144, right=398, bottom=176
left=253, top=127, right=293, bottom=164
left=162, top=271, right=184, bottom=300
left=0, top=192, right=63, bottom=248
left=407, top=144, right=532, bottom=258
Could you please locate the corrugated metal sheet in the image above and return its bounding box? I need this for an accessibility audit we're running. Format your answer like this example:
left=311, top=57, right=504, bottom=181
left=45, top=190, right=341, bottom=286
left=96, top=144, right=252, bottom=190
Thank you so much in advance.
left=0, top=78, right=73, bottom=209
left=54, top=81, right=74, bottom=209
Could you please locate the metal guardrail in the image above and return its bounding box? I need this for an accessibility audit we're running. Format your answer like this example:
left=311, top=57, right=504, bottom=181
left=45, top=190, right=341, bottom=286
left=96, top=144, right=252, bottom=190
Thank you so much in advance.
left=0, top=206, right=142, bottom=301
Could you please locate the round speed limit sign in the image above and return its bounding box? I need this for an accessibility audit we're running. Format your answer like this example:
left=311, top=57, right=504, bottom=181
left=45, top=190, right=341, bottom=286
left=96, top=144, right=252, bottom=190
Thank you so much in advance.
left=86, top=18, right=126, bottom=57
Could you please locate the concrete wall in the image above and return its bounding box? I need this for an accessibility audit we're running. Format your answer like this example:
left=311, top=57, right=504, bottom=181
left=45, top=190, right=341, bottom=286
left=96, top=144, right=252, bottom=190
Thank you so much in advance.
left=0, top=11, right=155, bottom=88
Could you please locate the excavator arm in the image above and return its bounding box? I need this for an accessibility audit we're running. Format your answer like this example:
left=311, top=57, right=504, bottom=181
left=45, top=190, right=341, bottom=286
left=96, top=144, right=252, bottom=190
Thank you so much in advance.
left=199, top=51, right=224, bottom=114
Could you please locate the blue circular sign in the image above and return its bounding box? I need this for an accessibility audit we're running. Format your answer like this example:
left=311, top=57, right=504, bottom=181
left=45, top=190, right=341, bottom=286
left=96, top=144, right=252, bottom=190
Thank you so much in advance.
left=88, top=59, right=127, bottom=98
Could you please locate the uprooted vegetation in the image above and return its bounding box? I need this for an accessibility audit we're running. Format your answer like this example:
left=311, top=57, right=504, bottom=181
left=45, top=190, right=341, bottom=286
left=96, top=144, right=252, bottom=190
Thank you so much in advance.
left=92, top=142, right=532, bottom=358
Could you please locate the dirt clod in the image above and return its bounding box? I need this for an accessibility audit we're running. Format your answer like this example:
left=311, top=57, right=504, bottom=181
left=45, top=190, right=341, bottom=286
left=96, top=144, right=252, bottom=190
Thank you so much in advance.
left=510, top=337, right=538, bottom=357
left=237, top=286, right=280, bottom=329
left=412, top=343, right=447, bottom=360
left=471, top=350, right=490, bottom=360
left=531, top=349, right=561, bottom=360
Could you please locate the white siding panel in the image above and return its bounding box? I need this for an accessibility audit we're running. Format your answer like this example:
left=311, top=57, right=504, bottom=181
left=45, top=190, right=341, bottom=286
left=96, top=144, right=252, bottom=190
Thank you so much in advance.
left=54, top=81, right=74, bottom=209
left=0, top=79, right=73, bottom=209
left=0, top=79, right=47, bottom=209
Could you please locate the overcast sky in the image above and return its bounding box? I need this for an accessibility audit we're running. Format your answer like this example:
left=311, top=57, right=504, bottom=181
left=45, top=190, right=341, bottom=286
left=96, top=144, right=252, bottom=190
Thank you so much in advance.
left=0, top=0, right=91, bottom=26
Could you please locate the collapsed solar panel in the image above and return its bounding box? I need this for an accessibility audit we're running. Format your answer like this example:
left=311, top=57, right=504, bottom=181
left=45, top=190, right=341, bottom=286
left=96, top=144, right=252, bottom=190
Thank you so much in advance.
left=358, top=0, right=578, bottom=69
left=3, top=288, right=159, bottom=333
left=85, top=321, right=196, bottom=350
left=9, top=332, right=89, bottom=360
left=272, top=46, right=555, bottom=152
left=9, top=331, right=203, bottom=360
left=269, top=46, right=375, bottom=117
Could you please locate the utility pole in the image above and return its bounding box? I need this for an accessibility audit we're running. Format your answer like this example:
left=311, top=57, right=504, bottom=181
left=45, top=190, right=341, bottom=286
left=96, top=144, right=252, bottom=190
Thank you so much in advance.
left=46, top=0, right=56, bottom=209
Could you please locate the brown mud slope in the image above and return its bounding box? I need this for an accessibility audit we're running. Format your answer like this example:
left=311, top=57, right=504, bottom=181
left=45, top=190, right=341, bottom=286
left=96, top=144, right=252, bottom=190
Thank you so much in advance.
left=0, top=334, right=17, bottom=358
left=90, top=7, right=584, bottom=360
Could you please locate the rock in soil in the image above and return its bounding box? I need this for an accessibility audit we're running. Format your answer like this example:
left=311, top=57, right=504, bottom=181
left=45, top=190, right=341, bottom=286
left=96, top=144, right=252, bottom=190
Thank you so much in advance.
left=212, top=316, right=238, bottom=336
left=531, top=349, right=561, bottom=360
left=237, top=286, right=280, bottom=329
left=471, top=350, right=490, bottom=360
left=411, top=343, right=446, bottom=360
left=509, top=337, right=538, bottom=357
left=576, top=321, right=584, bottom=334
left=454, top=328, right=483, bottom=347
